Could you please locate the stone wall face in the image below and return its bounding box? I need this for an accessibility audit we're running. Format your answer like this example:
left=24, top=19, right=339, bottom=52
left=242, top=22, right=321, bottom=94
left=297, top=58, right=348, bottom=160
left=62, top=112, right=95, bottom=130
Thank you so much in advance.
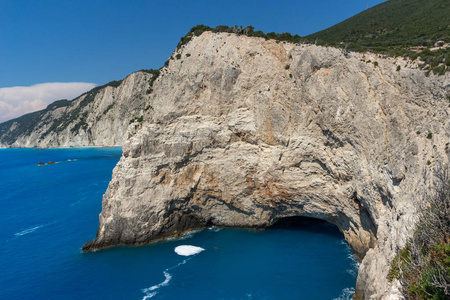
left=13, top=31, right=446, bottom=299
left=0, top=71, right=151, bottom=148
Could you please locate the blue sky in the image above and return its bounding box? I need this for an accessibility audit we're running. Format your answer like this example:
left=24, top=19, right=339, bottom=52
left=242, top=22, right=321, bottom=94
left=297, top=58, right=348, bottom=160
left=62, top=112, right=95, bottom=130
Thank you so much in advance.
left=0, top=0, right=386, bottom=122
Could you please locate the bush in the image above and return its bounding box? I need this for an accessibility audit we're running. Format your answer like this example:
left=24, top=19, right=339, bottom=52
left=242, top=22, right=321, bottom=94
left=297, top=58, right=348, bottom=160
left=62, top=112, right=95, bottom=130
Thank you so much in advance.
left=388, top=165, right=450, bottom=299
left=142, top=69, right=160, bottom=94
left=177, top=24, right=307, bottom=50
left=129, top=116, right=143, bottom=124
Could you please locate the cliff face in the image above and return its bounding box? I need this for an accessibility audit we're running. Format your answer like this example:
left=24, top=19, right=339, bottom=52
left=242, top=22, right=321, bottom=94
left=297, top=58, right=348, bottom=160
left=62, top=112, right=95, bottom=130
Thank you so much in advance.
left=0, top=72, right=151, bottom=148
left=80, top=32, right=449, bottom=299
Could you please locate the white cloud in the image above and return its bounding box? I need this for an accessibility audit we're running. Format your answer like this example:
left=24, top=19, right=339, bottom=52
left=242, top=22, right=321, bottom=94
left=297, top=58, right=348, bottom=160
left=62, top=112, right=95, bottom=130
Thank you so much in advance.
left=0, top=82, right=96, bottom=123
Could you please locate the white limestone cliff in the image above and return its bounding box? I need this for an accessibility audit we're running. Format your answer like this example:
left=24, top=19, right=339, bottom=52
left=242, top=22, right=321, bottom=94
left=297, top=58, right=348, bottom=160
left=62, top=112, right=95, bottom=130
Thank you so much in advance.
left=0, top=71, right=151, bottom=148
left=24, top=31, right=448, bottom=299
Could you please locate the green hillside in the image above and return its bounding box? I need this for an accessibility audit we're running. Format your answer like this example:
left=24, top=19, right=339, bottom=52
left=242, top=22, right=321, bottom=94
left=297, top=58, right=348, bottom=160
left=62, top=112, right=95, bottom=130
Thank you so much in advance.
left=308, top=0, right=450, bottom=47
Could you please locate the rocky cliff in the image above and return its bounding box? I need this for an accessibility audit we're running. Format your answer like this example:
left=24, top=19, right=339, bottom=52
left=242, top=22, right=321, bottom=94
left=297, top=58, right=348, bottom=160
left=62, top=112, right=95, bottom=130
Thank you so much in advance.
left=79, top=31, right=448, bottom=299
left=0, top=71, right=151, bottom=148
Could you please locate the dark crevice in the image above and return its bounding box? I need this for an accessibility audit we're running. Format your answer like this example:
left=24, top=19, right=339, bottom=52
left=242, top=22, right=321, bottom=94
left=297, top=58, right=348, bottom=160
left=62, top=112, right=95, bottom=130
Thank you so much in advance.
left=269, top=216, right=342, bottom=237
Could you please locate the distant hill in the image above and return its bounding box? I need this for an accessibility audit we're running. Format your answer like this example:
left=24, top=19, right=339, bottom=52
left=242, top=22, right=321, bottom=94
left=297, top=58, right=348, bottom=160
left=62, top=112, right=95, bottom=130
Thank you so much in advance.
left=308, top=0, right=450, bottom=47
left=0, top=75, right=149, bottom=148
left=0, top=100, right=70, bottom=145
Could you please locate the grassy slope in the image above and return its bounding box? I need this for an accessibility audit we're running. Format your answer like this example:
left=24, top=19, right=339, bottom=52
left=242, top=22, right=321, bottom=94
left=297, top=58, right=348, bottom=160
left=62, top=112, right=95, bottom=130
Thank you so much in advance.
left=307, top=0, right=450, bottom=47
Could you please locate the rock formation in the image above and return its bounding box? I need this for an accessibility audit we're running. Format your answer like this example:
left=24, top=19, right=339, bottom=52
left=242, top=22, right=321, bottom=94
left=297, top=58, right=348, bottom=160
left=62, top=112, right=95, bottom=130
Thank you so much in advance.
left=0, top=72, right=151, bottom=148
left=60, top=31, right=450, bottom=298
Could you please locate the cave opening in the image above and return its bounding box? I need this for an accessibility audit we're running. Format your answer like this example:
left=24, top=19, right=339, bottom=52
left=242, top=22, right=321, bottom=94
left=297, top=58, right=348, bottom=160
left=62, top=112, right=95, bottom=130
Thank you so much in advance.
left=269, top=215, right=343, bottom=238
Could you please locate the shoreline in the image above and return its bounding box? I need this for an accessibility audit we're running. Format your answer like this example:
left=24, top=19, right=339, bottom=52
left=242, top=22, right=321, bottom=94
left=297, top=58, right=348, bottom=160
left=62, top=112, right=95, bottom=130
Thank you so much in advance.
left=0, top=145, right=122, bottom=150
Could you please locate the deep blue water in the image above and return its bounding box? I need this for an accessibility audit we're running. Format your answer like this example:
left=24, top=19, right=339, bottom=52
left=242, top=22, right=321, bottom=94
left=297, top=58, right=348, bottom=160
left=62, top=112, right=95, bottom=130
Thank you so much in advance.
left=0, top=147, right=357, bottom=300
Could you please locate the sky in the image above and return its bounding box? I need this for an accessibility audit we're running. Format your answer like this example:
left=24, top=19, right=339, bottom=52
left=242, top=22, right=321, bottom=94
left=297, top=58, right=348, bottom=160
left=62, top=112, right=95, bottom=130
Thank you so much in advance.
left=0, top=0, right=386, bottom=123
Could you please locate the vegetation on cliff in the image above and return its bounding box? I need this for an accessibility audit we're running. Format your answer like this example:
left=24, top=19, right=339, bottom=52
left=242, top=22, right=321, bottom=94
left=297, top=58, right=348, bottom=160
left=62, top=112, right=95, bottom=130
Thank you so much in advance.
left=176, top=24, right=307, bottom=50
left=307, top=0, right=450, bottom=74
left=1, top=0, right=449, bottom=145
left=0, top=101, right=69, bottom=145
left=176, top=15, right=449, bottom=75
left=307, top=0, right=449, bottom=47
left=0, top=79, right=125, bottom=145
left=388, top=165, right=450, bottom=299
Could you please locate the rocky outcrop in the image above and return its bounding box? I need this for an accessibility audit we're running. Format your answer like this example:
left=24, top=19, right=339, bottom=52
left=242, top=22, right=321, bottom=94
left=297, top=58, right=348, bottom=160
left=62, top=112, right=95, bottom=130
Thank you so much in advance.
left=0, top=72, right=152, bottom=148
left=81, top=32, right=450, bottom=299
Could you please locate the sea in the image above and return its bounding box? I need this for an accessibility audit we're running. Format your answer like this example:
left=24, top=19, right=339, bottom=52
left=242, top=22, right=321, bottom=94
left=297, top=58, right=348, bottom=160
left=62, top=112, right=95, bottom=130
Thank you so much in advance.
left=0, top=147, right=358, bottom=300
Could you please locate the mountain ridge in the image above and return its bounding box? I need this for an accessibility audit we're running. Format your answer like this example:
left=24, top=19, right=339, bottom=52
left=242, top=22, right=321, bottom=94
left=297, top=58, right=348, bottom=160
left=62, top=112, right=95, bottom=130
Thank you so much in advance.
left=0, top=72, right=150, bottom=148
left=307, top=0, right=450, bottom=47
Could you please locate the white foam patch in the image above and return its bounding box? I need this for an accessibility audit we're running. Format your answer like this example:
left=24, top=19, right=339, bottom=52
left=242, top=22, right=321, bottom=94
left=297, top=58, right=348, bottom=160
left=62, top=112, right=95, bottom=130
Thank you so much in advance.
left=333, top=287, right=355, bottom=300
left=142, top=292, right=157, bottom=300
left=340, top=239, right=360, bottom=278
left=141, top=258, right=193, bottom=299
left=141, top=271, right=172, bottom=299
left=15, top=225, right=44, bottom=236
left=208, top=226, right=222, bottom=232
left=179, top=229, right=202, bottom=240
left=174, top=245, right=205, bottom=256
left=166, top=229, right=203, bottom=242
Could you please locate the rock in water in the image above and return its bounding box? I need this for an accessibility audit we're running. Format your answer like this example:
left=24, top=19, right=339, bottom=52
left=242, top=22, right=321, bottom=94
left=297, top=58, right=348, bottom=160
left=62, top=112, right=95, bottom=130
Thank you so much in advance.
left=83, top=32, right=450, bottom=299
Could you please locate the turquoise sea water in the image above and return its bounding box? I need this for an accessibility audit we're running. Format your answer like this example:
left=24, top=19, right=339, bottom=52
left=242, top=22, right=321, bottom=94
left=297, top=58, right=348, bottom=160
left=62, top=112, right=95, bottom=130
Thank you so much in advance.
left=0, top=147, right=357, bottom=299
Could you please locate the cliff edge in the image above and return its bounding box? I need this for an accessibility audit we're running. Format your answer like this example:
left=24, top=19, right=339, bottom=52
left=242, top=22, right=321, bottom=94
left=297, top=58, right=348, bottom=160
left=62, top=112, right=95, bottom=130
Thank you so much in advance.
left=0, top=71, right=152, bottom=148
left=83, top=32, right=450, bottom=299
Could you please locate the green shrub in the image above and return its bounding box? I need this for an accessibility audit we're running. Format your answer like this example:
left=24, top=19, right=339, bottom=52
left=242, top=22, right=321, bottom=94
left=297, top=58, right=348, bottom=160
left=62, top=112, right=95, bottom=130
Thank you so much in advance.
left=129, top=116, right=143, bottom=124
left=433, top=65, right=446, bottom=76
left=387, top=165, right=450, bottom=299
left=103, top=103, right=114, bottom=114
left=143, top=69, right=161, bottom=95
left=176, top=25, right=307, bottom=50
left=445, top=55, right=450, bottom=67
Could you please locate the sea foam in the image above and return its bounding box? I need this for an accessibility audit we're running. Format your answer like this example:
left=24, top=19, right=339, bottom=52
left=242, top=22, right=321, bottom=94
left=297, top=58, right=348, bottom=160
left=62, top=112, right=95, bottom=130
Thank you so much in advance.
left=340, top=239, right=360, bottom=278
left=141, top=246, right=205, bottom=299
left=14, top=225, right=44, bottom=237
left=334, top=287, right=355, bottom=300
left=141, top=271, right=172, bottom=299
left=174, top=245, right=205, bottom=256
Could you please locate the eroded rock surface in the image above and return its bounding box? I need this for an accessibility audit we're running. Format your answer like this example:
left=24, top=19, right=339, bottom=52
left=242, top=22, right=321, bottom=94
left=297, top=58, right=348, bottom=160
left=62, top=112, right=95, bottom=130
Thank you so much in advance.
left=83, top=32, right=450, bottom=299
left=0, top=72, right=151, bottom=148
